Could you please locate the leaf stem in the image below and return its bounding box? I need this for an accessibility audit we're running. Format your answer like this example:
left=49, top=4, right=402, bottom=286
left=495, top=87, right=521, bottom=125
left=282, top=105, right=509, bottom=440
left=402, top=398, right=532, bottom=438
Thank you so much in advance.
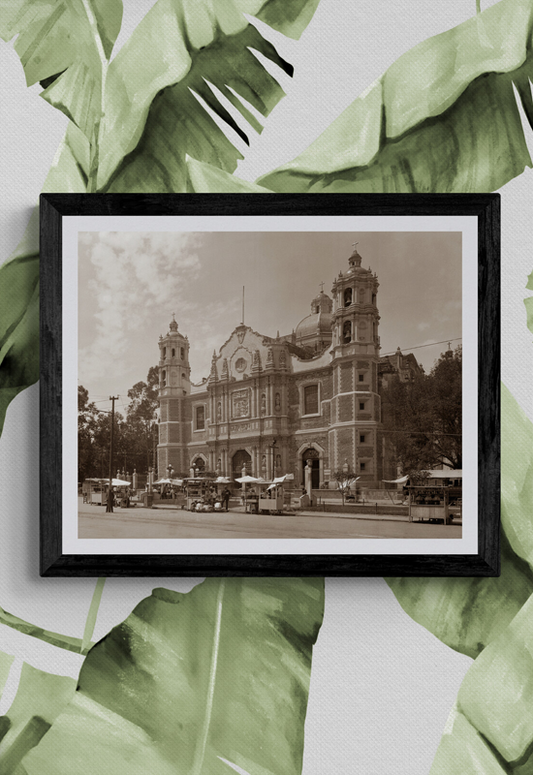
left=0, top=606, right=92, bottom=656
left=81, top=578, right=106, bottom=655
left=476, top=0, right=481, bottom=13
left=191, top=579, right=226, bottom=775
left=80, top=0, right=109, bottom=192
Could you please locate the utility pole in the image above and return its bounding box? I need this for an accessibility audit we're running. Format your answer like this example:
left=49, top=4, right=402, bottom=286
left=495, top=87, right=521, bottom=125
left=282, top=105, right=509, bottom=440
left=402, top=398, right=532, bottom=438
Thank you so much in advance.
left=106, top=396, right=118, bottom=513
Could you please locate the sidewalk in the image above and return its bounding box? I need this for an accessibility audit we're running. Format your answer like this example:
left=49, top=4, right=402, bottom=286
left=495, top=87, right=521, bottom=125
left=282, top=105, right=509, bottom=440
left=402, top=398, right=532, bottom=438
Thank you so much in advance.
left=150, top=502, right=461, bottom=526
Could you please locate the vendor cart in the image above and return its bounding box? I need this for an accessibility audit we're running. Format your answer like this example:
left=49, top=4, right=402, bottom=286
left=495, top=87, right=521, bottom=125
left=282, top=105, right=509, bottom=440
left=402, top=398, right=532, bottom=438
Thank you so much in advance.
left=183, top=477, right=219, bottom=511
left=259, top=483, right=284, bottom=514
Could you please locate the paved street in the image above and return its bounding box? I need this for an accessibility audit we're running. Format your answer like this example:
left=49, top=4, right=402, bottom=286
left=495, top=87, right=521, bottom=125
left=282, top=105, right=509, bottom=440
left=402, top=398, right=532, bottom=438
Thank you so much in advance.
left=78, top=500, right=462, bottom=540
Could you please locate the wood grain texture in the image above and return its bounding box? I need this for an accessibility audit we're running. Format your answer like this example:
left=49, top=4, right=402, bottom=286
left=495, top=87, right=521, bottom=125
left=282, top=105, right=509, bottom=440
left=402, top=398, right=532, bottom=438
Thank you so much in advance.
left=39, top=193, right=500, bottom=577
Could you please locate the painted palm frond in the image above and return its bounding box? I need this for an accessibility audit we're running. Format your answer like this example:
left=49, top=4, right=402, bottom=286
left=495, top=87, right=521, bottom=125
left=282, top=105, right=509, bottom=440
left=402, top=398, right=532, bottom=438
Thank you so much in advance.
left=0, top=663, right=76, bottom=773
left=0, top=0, right=123, bottom=141
left=96, top=0, right=320, bottom=193
left=430, top=592, right=533, bottom=773
left=14, top=578, right=324, bottom=775
left=258, top=0, right=533, bottom=193
left=386, top=533, right=533, bottom=660
left=385, top=382, right=533, bottom=658
left=187, top=157, right=274, bottom=192
left=0, top=125, right=89, bottom=435
left=0, top=219, right=39, bottom=437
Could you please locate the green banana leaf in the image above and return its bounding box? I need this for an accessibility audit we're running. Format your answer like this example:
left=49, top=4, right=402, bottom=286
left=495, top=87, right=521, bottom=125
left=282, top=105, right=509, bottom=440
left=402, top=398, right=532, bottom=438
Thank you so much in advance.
left=501, top=381, right=533, bottom=570
left=525, top=268, right=533, bottom=332
left=430, top=705, right=508, bottom=775
left=0, top=603, right=92, bottom=657
left=19, top=578, right=324, bottom=775
left=0, top=663, right=76, bottom=774
left=386, top=382, right=532, bottom=660
left=0, top=248, right=39, bottom=438
left=0, top=0, right=123, bottom=140
left=187, top=158, right=274, bottom=192
left=0, top=123, right=88, bottom=435
left=258, top=0, right=533, bottom=193
left=0, top=652, right=14, bottom=701
left=386, top=531, right=533, bottom=660
left=430, top=591, right=533, bottom=773
left=96, top=0, right=320, bottom=192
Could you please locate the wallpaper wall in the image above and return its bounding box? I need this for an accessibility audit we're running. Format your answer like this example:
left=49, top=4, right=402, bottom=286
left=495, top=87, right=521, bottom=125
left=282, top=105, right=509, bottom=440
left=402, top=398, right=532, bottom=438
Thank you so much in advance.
left=1, top=0, right=532, bottom=772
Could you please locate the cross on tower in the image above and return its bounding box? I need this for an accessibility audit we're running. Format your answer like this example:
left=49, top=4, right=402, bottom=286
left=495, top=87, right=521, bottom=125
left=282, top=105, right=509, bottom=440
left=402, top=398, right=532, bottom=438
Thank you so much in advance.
left=319, top=281, right=325, bottom=293
left=352, top=241, right=359, bottom=249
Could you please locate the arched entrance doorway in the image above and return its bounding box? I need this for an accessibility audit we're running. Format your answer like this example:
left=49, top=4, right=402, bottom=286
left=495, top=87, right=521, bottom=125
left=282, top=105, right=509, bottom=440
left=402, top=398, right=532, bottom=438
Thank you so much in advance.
left=302, top=448, right=320, bottom=489
left=191, top=456, right=205, bottom=475
left=232, top=450, right=252, bottom=486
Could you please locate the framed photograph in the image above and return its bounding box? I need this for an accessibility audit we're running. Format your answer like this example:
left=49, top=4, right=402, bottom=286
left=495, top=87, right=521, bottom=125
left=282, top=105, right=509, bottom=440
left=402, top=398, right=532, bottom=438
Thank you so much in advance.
left=40, top=194, right=500, bottom=576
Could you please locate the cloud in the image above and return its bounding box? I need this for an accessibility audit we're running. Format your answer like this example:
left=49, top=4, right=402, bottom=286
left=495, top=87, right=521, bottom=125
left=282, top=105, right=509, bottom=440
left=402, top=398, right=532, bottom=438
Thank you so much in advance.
left=79, top=232, right=203, bottom=388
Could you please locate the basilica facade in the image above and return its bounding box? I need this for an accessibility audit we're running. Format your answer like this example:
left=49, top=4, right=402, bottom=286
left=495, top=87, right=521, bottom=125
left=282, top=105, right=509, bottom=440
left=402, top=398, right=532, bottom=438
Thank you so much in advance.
left=156, top=244, right=419, bottom=489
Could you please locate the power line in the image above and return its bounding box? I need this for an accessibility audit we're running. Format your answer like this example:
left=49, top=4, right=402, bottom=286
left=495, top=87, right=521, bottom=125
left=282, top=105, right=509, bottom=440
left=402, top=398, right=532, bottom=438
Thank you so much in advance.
left=380, top=337, right=461, bottom=357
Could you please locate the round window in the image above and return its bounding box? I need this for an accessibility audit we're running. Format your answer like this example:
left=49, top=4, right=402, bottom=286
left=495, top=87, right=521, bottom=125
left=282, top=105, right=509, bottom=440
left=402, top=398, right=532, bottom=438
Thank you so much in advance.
left=235, top=357, right=247, bottom=372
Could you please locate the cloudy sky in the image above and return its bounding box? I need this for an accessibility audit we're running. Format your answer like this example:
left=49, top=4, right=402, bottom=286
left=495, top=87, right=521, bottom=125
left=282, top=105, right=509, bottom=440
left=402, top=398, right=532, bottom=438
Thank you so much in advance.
left=78, top=231, right=462, bottom=408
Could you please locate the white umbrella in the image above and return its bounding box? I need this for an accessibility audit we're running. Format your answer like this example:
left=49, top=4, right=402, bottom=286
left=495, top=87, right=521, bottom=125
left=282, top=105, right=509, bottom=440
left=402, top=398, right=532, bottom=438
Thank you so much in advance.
left=235, top=475, right=261, bottom=483
left=112, top=478, right=131, bottom=487
left=154, top=478, right=172, bottom=485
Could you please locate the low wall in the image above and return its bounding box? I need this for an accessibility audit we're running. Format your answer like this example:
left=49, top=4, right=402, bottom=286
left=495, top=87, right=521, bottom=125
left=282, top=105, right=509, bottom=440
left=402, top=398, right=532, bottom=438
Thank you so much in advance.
left=311, top=489, right=404, bottom=503
left=307, top=503, right=409, bottom=516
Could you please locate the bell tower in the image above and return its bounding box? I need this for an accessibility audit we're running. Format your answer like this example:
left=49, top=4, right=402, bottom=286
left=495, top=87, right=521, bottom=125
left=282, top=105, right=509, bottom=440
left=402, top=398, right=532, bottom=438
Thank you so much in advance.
left=331, top=244, right=380, bottom=357
left=329, top=243, right=382, bottom=486
left=157, top=315, right=191, bottom=477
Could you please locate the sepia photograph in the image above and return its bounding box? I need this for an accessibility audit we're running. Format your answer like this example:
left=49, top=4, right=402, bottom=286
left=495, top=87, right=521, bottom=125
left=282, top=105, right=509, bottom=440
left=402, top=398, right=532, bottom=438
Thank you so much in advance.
left=76, top=229, right=464, bottom=541
left=39, top=193, right=499, bottom=575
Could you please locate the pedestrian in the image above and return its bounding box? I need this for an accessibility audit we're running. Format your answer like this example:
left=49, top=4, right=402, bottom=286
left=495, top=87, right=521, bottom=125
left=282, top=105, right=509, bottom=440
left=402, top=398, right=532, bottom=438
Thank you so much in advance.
left=222, top=488, right=231, bottom=511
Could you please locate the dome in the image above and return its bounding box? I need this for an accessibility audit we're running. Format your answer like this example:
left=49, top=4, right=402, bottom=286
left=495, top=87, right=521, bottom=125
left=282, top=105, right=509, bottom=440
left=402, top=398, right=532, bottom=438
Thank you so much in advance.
left=346, top=246, right=366, bottom=275
left=295, top=309, right=333, bottom=344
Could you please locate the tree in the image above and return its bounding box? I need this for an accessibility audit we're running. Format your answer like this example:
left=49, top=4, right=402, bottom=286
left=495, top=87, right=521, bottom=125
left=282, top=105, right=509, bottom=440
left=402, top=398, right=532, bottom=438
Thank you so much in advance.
left=124, top=366, right=159, bottom=474
left=333, top=470, right=358, bottom=505
left=78, top=385, right=117, bottom=482
left=428, top=346, right=462, bottom=470
left=381, top=346, right=462, bottom=475
left=78, top=385, right=100, bottom=483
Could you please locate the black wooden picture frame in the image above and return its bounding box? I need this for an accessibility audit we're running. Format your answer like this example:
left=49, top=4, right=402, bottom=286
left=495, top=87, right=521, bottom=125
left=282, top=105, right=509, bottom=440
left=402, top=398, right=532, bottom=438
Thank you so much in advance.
left=40, top=193, right=500, bottom=576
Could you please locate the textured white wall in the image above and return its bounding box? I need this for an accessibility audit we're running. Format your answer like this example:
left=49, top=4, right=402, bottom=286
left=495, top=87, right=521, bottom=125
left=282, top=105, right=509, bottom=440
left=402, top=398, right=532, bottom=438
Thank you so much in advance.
left=1, top=1, right=528, bottom=771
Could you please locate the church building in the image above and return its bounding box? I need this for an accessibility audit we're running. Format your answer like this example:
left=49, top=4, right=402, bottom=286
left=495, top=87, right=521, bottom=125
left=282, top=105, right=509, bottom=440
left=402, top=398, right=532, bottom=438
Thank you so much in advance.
left=156, top=244, right=419, bottom=489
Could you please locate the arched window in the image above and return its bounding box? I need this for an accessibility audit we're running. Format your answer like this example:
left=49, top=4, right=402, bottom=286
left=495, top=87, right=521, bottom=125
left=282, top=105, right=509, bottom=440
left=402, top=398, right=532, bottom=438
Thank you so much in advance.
left=171, top=348, right=175, bottom=357
left=359, top=288, right=365, bottom=303
left=181, top=347, right=185, bottom=359
left=343, top=321, right=352, bottom=343
left=163, top=347, right=166, bottom=358
left=161, top=370, right=166, bottom=387
left=343, top=288, right=352, bottom=307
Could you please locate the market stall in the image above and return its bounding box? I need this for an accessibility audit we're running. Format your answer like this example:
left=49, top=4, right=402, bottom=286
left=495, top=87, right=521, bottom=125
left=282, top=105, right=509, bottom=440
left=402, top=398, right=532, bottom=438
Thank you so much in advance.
left=183, top=477, right=219, bottom=511
left=234, top=475, right=263, bottom=513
